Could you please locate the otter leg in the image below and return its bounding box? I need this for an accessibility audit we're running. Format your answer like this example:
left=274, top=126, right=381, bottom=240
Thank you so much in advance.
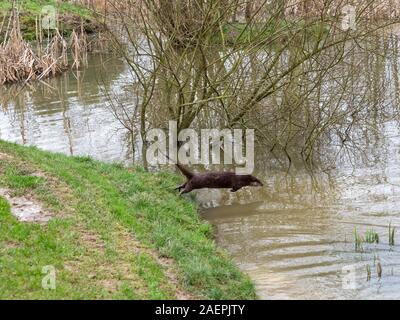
left=230, top=186, right=242, bottom=192
left=175, top=182, right=187, bottom=191
left=179, top=184, right=193, bottom=195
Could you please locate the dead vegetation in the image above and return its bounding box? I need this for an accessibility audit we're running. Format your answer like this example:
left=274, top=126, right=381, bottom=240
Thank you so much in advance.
left=0, top=8, right=66, bottom=85
left=0, top=2, right=92, bottom=85
left=103, top=0, right=400, bottom=171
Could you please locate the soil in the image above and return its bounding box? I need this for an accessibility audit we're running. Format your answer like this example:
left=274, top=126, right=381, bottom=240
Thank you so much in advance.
left=0, top=188, right=53, bottom=223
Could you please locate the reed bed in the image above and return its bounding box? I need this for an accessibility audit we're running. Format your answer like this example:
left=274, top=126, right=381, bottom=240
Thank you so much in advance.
left=0, top=6, right=90, bottom=86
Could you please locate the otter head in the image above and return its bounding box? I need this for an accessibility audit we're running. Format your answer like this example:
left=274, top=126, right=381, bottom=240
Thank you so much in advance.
left=248, top=175, right=263, bottom=187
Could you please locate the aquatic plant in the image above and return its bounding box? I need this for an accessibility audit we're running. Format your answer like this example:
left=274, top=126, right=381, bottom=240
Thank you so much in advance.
left=365, top=229, right=379, bottom=244
left=70, top=27, right=89, bottom=70
left=354, top=228, right=364, bottom=252
left=389, top=223, right=395, bottom=246
left=366, top=265, right=371, bottom=281
left=376, top=261, right=382, bottom=279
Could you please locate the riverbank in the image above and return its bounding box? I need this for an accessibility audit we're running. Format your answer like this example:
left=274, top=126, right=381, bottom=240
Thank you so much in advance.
left=0, top=0, right=101, bottom=41
left=0, top=1, right=105, bottom=85
left=0, top=140, right=256, bottom=299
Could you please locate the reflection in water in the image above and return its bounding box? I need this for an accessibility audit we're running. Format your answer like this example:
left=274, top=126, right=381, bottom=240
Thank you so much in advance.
left=200, top=120, right=400, bottom=299
left=0, top=53, right=133, bottom=163
left=1, top=32, right=400, bottom=299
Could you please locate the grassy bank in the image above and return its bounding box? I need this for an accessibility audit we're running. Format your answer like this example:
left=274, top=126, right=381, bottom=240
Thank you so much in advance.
left=0, top=0, right=100, bottom=41
left=0, top=140, right=256, bottom=300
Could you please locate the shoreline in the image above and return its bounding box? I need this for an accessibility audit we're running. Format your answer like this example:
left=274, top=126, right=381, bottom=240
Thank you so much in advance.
left=0, top=1, right=105, bottom=85
left=0, top=139, right=256, bottom=300
left=0, top=1, right=102, bottom=41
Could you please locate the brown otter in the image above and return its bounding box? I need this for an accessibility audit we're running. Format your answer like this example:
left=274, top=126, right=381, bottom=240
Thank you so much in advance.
left=174, top=163, right=263, bottom=194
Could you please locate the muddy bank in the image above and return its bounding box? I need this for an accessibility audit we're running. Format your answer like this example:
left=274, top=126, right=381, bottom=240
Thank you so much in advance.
left=0, top=188, right=53, bottom=222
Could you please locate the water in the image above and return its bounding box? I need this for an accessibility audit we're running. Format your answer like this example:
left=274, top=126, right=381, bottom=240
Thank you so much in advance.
left=0, top=53, right=133, bottom=163
left=201, top=137, right=400, bottom=299
left=1, top=49, right=400, bottom=299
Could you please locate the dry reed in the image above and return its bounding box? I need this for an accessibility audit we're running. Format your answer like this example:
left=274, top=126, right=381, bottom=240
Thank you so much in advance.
left=70, top=24, right=89, bottom=70
left=0, top=4, right=90, bottom=85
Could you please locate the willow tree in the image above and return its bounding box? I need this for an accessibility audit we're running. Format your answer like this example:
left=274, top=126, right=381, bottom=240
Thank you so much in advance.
left=102, top=0, right=399, bottom=169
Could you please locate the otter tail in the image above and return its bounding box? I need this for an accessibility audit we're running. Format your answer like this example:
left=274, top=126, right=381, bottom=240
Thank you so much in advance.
left=175, top=163, right=194, bottom=179
left=163, top=153, right=194, bottom=180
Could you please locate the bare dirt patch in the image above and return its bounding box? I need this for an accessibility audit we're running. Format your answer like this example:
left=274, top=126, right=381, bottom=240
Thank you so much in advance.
left=0, top=188, right=54, bottom=223
left=0, top=150, right=73, bottom=221
left=1, top=241, right=19, bottom=250
left=0, top=152, right=13, bottom=160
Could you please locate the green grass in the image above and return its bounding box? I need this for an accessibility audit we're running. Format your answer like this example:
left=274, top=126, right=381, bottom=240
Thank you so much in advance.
left=365, top=229, right=379, bottom=244
left=0, top=0, right=97, bottom=41
left=0, top=140, right=256, bottom=300
left=216, top=19, right=329, bottom=46
left=0, top=0, right=91, bottom=17
left=354, top=228, right=364, bottom=252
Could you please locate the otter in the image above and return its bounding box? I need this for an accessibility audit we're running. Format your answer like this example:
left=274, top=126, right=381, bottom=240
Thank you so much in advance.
left=174, top=163, right=263, bottom=194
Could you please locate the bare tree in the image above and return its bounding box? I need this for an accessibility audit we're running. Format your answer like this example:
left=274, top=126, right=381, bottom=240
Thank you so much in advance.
left=102, top=0, right=399, bottom=169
